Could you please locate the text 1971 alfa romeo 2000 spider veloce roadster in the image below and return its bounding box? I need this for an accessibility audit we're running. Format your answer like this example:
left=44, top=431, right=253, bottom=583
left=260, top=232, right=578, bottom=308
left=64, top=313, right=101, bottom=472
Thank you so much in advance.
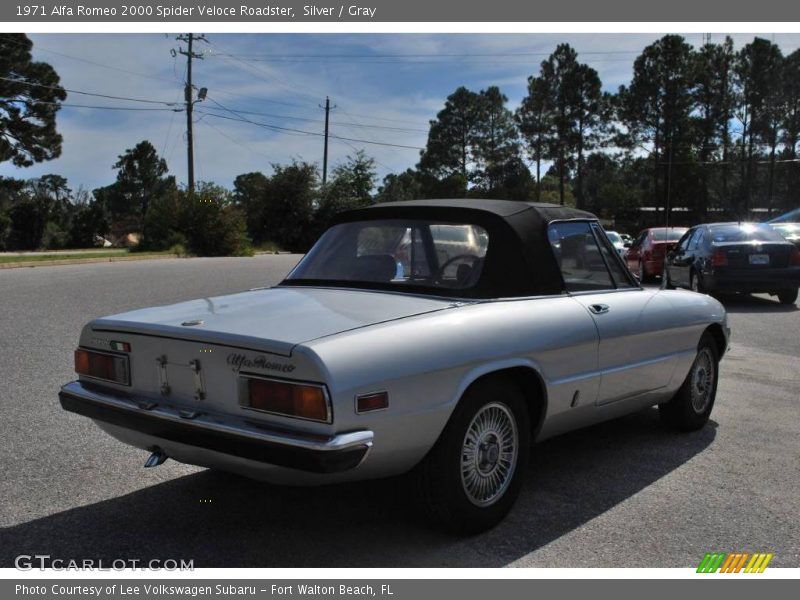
left=59, top=199, right=729, bottom=532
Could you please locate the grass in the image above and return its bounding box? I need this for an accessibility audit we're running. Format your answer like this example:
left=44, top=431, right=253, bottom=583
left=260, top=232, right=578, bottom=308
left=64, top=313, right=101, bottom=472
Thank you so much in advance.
left=253, top=241, right=286, bottom=254
left=0, top=249, right=174, bottom=264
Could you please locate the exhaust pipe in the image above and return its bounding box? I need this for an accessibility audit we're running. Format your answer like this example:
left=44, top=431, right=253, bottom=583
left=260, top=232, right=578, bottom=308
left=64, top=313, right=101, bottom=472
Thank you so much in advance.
left=144, top=449, right=168, bottom=468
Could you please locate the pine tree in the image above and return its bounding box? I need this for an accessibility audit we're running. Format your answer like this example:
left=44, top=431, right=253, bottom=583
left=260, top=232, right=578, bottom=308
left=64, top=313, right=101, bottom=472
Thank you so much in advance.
left=0, top=34, right=66, bottom=167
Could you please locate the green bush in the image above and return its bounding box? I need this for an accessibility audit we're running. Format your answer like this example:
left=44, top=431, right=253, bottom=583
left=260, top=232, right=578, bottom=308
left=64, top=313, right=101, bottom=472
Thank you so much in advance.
left=139, top=188, right=182, bottom=251
left=68, top=202, right=108, bottom=248
left=41, top=221, right=69, bottom=249
left=0, top=211, right=10, bottom=250
left=181, top=184, right=252, bottom=257
left=168, top=242, right=187, bottom=257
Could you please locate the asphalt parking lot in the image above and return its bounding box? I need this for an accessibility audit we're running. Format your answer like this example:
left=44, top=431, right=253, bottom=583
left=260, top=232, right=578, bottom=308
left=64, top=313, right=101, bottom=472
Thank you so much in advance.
left=1, top=256, right=798, bottom=568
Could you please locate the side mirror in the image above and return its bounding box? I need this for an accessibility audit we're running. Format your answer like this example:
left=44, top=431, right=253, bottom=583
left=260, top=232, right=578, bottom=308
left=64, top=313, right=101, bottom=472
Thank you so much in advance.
left=623, top=242, right=631, bottom=248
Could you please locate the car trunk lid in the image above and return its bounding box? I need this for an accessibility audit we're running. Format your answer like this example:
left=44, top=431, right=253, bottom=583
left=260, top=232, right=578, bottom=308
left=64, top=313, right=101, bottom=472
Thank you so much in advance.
left=91, top=286, right=455, bottom=357
left=712, top=241, right=793, bottom=269
left=84, top=287, right=457, bottom=421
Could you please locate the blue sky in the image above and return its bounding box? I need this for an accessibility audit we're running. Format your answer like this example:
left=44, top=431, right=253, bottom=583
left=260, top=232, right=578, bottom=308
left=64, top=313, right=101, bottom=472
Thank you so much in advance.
left=2, top=33, right=799, bottom=193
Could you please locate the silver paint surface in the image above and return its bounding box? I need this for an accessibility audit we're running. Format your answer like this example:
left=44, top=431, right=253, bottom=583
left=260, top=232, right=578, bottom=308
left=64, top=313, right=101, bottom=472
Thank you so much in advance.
left=72, top=284, right=728, bottom=484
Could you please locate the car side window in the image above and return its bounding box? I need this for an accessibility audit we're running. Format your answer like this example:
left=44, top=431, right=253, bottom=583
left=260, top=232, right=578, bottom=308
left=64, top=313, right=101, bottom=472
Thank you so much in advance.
left=590, top=224, right=636, bottom=289
left=548, top=221, right=615, bottom=292
left=688, top=228, right=703, bottom=251
left=676, top=230, right=693, bottom=251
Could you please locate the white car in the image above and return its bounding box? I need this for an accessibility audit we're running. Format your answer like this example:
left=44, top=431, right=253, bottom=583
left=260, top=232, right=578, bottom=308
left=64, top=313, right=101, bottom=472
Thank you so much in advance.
left=605, top=230, right=627, bottom=257
left=60, top=199, right=729, bottom=532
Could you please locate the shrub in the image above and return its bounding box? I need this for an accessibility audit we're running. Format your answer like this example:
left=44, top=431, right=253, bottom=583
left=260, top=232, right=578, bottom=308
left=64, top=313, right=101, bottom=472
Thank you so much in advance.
left=181, top=185, right=252, bottom=257
left=168, top=242, right=187, bottom=257
left=68, top=202, right=108, bottom=248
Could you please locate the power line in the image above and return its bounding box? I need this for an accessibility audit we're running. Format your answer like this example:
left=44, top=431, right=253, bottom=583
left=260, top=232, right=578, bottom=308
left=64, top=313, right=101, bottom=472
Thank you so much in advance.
left=55, top=103, right=179, bottom=111
left=23, top=98, right=179, bottom=111
left=219, top=50, right=643, bottom=59
left=207, top=88, right=318, bottom=111
left=197, top=105, right=424, bottom=150
left=0, top=33, right=176, bottom=85
left=0, top=75, right=178, bottom=105
left=333, top=109, right=404, bottom=174
left=334, top=107, right=431, bottom=128
left=161, top=62, right=187, bottom=159
left=200, top=118, right=276, bottom=162
left=197, top=105, right=427, bottom=133
left=206, top=39, right=323, bottom=104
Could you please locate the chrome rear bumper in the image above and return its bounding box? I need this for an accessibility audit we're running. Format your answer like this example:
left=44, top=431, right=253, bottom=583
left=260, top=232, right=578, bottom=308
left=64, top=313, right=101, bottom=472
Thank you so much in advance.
left=59, top=380, right=373, bottom=473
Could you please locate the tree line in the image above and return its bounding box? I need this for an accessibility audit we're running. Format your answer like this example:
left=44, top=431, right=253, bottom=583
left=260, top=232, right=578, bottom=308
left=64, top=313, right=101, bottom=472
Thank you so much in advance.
left=1, top=34, right=799, bottom=253
left=0, top=140, right=378, bottom=253
left=395, top=35, right=800, bottom=223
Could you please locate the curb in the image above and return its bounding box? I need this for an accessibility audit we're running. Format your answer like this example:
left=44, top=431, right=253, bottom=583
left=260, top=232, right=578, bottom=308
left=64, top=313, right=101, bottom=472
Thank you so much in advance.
left=0, top=254, right=178, bottom=270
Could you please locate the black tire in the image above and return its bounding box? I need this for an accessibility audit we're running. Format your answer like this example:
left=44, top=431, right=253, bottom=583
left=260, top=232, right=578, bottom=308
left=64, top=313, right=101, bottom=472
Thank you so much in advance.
left=659, top=331, right=719, bottom=431
left=414, top=377, right=531, bottom=534
left=777, top=288, right=798, bottom=305
left=690, top=270, right=706, bottom=294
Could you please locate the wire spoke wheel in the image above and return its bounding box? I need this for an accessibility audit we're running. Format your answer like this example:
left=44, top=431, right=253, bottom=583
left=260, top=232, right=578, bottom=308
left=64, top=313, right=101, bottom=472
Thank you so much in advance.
left=690, top=348, right=715, bottom=413
left=460, top=402, right=519, bottom=507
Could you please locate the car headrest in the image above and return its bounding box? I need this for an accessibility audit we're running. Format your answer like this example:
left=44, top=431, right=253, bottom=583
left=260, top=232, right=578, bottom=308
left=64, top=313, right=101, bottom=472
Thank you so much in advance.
left=456, top=262, right=473, bottom=285
left=354, top=254, right=397, bottom=282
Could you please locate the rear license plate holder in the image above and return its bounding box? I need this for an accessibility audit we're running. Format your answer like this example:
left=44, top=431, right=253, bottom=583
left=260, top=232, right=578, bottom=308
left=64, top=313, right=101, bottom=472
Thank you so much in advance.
left=749, top=254, right=769, bottom=265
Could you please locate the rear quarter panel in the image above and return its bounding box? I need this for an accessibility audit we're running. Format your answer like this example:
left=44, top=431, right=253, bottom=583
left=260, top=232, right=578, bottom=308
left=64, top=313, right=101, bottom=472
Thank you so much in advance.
left=302, top=295, right=601, bottom=478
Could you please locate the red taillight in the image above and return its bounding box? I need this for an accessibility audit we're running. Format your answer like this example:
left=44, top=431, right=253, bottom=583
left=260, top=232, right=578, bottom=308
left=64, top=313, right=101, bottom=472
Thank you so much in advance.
left=790, top=247, right=800, bottom=266
left=356, top=391, right=389, bottom=413
left=711, top=250, right=728, bottom=267
left=246, top=378, right=329, bottom=422
left=74, top=348, right=130, bottom=385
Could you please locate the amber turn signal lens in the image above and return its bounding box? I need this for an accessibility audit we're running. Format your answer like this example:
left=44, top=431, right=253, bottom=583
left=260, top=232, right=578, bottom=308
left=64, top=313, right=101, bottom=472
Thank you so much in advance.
left=247, top=378, right=329, bottom=422
left=356, top=391, right=389, bottom=413
left=74, top=349, right=90, bottom=376
left=74, top=348, right=130, bottom=385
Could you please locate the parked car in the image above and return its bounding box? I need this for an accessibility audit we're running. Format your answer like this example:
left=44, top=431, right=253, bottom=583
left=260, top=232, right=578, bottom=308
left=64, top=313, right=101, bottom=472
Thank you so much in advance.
left=604, top=230, right=627, bottom=257
left=59, top=199, right=729, bottom=533
left=769, top=222, right=800, bottom=249
left=663, top=222, right=800, bottom=305
left=625, top=227, right=689, bottom=283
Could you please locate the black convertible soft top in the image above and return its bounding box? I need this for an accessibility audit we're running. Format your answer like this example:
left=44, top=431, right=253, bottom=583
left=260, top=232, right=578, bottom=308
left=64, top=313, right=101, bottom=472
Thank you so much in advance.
left=287, top=199, right=599, bottom=299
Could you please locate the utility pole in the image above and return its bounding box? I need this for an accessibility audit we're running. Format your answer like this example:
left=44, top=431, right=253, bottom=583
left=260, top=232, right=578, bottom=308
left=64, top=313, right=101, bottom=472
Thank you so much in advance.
left=320, top=96, right=336, bottom=185
left=175, top=33, right=207, bottom=193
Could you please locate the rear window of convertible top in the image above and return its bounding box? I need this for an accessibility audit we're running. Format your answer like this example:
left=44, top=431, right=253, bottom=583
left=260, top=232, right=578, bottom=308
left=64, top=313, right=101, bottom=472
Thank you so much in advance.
left=286, top=219, right=490, bottom=290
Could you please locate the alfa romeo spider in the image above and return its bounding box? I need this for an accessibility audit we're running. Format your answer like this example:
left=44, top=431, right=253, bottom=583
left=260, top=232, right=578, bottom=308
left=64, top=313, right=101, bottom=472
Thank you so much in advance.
left=59, top=199, right=729, bottom=532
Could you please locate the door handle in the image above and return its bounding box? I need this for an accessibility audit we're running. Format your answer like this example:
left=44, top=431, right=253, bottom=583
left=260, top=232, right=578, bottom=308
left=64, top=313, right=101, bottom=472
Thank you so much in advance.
left=589, top=303, right=610, bottom=315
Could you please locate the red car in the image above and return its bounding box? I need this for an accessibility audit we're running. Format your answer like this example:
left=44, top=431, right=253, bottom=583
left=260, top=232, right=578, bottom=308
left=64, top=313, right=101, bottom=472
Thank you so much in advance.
left=625, top=227, right=688, bottom=282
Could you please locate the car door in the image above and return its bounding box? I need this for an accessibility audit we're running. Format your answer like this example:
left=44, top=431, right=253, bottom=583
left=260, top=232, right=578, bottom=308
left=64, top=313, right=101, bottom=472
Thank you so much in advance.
left=548, top=221, right=680, bottom=406
left=625, top=231, right=646, bottom=272
left=668, top=228, right=697, bottom=288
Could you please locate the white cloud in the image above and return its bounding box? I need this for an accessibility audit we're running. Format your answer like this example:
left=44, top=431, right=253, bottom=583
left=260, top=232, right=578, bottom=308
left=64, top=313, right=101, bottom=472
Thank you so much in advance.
left=1, top=33, right=798, bottom=192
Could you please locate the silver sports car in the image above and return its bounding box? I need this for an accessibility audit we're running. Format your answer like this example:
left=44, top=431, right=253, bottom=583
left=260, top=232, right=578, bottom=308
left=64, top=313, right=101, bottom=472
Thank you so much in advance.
left=60, top=199, right=729, bottom=532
